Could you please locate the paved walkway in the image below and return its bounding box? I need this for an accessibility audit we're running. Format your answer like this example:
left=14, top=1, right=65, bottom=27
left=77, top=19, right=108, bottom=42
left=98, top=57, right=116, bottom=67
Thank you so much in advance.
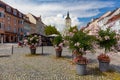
left=0, top=45, right=120, bottom=80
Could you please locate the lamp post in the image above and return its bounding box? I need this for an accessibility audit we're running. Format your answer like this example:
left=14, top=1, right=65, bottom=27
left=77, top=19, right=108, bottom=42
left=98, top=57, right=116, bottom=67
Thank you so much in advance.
left=41, top=41, right=43, bottom=55
left=39, top=35, right=43, bottom=55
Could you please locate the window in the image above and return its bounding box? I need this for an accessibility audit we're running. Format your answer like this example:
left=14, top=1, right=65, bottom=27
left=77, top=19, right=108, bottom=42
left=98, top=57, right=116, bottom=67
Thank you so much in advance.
left=6, top=6, right=11, bottom=12
left=7, top=25, right=10, bottom=31
left=7, top=16, right=10, bottom=21
left=13, top=9, right=17, bottom=15
left=14, top=28, right=16, bottom=33
left=0, top=23, right=4, bottom=30
left=8, top=26, right=10, bottom=31
left=19, top=20, right=24, bottom=24
left=14, top=19, right=17, bottom=25
left=18, top=27, right=23, bottom=32
left=19, top=13, right=22, bottom=17
left=21, top=20, right=24, bottom=24
left=0, top=12, right=4, bottom=18
left=21, top=28, right=23, bottom=32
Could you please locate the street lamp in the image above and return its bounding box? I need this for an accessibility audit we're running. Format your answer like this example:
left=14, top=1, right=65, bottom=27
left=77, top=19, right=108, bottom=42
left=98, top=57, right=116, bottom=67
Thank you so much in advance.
left=39, top=35, right=43, bottom=55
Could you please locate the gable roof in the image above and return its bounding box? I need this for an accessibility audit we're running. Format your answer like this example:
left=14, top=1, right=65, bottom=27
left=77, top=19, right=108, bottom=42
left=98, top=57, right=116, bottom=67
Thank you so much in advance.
left=0, top=1, right=24, bottom=19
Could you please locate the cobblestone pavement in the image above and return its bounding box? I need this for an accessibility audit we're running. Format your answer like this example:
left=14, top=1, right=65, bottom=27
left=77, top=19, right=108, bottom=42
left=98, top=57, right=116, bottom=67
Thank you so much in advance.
left=0, top=44, right=120, bottom=80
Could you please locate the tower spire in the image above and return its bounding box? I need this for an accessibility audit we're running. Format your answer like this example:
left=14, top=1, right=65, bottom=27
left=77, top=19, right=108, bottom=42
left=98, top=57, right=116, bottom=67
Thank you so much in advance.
left=66, top=11, right=70, bottom=19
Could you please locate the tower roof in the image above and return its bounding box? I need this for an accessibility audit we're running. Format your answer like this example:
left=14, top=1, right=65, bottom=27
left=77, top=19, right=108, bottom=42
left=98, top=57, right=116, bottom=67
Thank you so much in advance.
left=66, top=11, right=71, bottom=19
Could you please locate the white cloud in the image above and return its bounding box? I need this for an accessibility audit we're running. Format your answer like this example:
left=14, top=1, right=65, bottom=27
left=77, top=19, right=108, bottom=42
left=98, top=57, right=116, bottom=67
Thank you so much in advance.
left=1, top=0, right=115, bottom=31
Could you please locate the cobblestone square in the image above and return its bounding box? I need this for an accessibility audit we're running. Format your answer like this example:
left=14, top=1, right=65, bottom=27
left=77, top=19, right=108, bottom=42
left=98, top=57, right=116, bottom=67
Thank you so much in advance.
left=0, top=44, right=120, bottom=80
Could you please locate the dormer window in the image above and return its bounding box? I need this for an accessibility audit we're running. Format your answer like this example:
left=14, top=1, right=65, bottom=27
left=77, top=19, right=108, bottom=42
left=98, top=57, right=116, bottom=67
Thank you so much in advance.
left=6, top=6, right=11, bottom=12
left=19, top=20, right=24, bottom=24
left=13, top=9, right=17, bottom=15
left=19, top=13, right=22, bottom=17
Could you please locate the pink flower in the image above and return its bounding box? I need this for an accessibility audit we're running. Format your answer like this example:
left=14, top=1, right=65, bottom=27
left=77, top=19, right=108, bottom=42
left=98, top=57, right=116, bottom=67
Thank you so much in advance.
left=59, top=43, right=63, bottom=48
left=73, top=29, right=77, bottom=33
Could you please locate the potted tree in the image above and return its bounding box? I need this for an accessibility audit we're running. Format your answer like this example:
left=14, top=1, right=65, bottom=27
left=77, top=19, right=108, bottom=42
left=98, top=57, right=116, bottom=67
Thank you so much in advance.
left=69, top=30, right=95, bottom=75
left=27, top=34, right=40, bottom=55
left=97, top=28, right=118, bottom=72
left=53, top=35, right=63, bottom=57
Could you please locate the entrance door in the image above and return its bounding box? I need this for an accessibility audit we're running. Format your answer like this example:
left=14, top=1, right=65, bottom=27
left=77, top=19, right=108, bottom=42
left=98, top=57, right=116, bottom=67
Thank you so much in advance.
left=6, top=35, right=9, bottom=42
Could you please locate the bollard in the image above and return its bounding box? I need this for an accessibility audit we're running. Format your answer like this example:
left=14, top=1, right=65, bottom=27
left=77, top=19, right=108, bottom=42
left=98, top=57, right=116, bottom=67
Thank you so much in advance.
left=42, top=43, right=43, bottom=55
left=11, top=45, right=13, bottom=55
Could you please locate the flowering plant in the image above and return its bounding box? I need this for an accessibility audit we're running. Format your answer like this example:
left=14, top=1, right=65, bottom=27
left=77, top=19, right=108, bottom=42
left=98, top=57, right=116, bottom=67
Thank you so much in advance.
left=98, top=53, right=110, bottom=62
left=69, top=30, right=95, bottom=56
left=27, top=34, right=39, bottom=49
left=97, top=28, right=118, bottom=62
left=68, top=30, right=95, bottom=64
left=64, top=27, right=78, bottom=47
left=53, top=35, right=63, bottom=50
left=96, top=28, right=118, bottom=53
left=74, top=55, right=88, bottom=64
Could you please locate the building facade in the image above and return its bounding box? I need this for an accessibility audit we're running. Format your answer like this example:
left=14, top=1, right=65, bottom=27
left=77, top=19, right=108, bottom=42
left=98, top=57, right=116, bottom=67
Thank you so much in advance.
left=106, top=14, right=120, bottom=34
left=26, top=13, right=46, bottom=35
left=97, top=8, right=120, bottom=30
left=84, top=18, right=100, bottom=35
left=0, top=1, right=24, bottom=43
left=26, top=13, right=46, bottom=36
left=85, top=8, right=120, bottom=35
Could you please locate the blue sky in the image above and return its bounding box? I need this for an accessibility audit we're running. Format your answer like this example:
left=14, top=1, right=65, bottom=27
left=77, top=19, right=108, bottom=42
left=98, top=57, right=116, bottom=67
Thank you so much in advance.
left=2, top=0, right=120, bottom=31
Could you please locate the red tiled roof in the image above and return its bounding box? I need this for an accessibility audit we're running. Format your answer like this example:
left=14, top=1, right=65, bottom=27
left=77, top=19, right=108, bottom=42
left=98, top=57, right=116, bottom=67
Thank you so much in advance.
left=106, top=14, right=120, bottom=24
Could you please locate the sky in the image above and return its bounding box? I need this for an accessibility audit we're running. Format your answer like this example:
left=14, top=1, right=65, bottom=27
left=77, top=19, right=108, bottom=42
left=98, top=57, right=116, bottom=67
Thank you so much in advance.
left=1, top=0, right=120, bottom=31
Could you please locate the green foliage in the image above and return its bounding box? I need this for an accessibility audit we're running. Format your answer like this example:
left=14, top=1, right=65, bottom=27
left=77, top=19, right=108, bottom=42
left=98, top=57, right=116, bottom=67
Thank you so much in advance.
left=53, top=35, right=63, bottom=46
left=69, top=30, right=95, bottom=55
left=63, top=26, right=78, bottom=46
left=69, top=26, right=78, bottom=32
left=45, top=25, right=60, bottom=35
left=97, top=28, right=117, bottom=53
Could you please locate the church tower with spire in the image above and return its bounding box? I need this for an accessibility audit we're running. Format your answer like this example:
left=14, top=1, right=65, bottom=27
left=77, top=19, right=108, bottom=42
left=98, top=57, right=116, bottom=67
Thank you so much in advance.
left=65, top=11, right=71, bottom=29
left=62, top=12, right=71, bottom=36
